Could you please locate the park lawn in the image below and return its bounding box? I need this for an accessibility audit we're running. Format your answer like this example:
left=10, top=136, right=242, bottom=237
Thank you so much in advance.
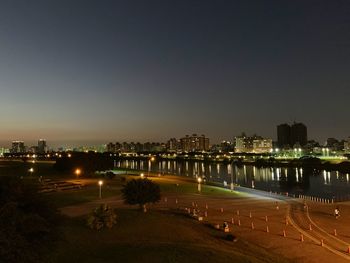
left=45, top=175, right=247, bottom=208
left=139, top=175, right=249, bottom=198
left=46, top=208, right=290, bottom=263
left=45, top=181, right=123, bottom=208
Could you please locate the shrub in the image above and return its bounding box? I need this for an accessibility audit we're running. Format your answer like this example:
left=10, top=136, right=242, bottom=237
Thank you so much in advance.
left=87, top=204, right=117, bottom=231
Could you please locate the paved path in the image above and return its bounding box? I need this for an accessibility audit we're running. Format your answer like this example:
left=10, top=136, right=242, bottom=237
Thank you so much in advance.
left=288, top=199, right=350, bottom=260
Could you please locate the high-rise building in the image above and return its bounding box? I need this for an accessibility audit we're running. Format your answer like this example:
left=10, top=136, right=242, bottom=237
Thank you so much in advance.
left=253, top=139, right=273, bottom=153
left=277, top=122, right=307, bottom=148
left=37, top=139, right=47, bottom=154
left=235, top=136, right=248, bottom=153
left=290, top=122, right=307, bottom=147
left=180, top=134, right=209, bottom=152
left=106, top=142, right=116, bottom=153
left=11, top=141, right=25, bottom=153
left=234, top=134, right=266, bottom=153
left=277, top=123, right=291, bottom=148
left=167, top=138, right=180, bottom=152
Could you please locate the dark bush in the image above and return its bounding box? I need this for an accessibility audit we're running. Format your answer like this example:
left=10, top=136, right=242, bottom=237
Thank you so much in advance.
left=225, top=234, right=236, bottom=241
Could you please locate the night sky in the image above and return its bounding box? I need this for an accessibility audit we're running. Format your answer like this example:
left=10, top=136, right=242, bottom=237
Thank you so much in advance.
left=0, top=0, right=349, bottom=147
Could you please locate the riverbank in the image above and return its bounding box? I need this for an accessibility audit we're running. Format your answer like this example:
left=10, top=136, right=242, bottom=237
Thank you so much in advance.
left=55, top=174, right=350, bottom=262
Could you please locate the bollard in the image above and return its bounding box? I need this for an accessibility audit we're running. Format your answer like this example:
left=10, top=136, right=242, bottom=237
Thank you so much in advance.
left=334, top=229, right=337, bottom=236
left=205, top=204, right=208, bottom=209
left=237, top=210, right=240, bottom=216
left=221, top=208, right=224, bottom=213
left=249, top=211, right=252, bottom=218
left=265, top=216, right=268, bottom=222
left=266, top=225, right=269, bottom=233
left=231, top=217, right=234, bottom=224
left=321, top=239, right=324, bottom=247
left=300, top=233, right=304, bottom=242
left=238, top=219, right=241, bottom=226
left=283, top=229, right=286, bottom=237
left=251, top=222, right=254, bottom=230
left=309, top=224, right=312, bottom=231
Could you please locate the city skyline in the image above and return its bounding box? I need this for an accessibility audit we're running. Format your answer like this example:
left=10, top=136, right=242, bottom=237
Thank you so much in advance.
left=1, top=122, right=349, bottom=150
left=0, top=1, right=349, bottom=145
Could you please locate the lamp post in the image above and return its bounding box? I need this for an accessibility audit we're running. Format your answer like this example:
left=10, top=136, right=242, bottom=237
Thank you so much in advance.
left=230, top=160, right=234, bottom=191
left=148, top=156, right=155, bottom=176
left=197, top=177, right=202, bottom=193
left=98, top=180, right=103, bottom=199
left=75, top=168, right=81, bottom=178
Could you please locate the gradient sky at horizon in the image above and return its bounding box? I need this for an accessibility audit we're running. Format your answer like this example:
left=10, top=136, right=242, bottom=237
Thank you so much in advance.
left=0, top=0, right=349, bottom=147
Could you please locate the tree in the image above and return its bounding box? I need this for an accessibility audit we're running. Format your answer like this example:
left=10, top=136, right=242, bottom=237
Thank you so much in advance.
left=87, top=204, right=117, bottom=231
left=0, top=176, right=60, bottom=263
left=121, top=179, right=161, bottom=212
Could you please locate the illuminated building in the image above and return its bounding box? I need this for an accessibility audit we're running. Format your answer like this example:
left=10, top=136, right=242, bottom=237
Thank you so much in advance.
left=11, top=141, right=25, bottom=153
left=180, top=134, right=209, bottom=152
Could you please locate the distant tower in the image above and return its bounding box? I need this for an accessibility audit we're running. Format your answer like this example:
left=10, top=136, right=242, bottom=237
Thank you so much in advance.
left=37, top=139, right=47, bottom=154
left=11, top=141, right=25, bottom=153
left=290, top=123, right=307, bottom=147
left=277, top=124, right=291, bottom=148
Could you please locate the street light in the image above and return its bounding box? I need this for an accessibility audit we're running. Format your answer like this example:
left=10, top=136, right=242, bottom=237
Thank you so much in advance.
left=230, top=160, right=234, bottom=191
left=148, top=156, right=155, bottom=176
left=75, top=168, right=81, bottom=177
left=197, top=177, right=202, bottom=192
left=29, top=168, right=34, bottom=176
left=98, top=180, right=103, bottom=199
left=140, top=173, right=145, bottom=178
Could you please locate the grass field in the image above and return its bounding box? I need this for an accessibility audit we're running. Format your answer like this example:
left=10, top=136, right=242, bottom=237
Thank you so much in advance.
left=46, top=209, right=290, bottom=263
left=0, top=160, right=290, bottom=262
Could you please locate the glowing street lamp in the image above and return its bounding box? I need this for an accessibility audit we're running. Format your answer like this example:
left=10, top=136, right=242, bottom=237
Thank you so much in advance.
left=28, top=168, right=34, bottom=176
left=148, top=156, right=155, bottom=176
left=140, top=173, right=145, bottom=178
left=98, top=180, right=103, bottom=199
left=230, top=160, right=234, bottom=191
left=75, top=168, right=81, bottom=177
left=197, top=177, right=202, bottom=192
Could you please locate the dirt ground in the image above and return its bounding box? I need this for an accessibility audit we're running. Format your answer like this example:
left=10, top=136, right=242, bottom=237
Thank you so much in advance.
left=60, top=176, right=350, bottom=263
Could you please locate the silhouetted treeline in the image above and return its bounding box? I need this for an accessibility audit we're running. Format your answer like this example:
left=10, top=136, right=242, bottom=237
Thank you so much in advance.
left=0, top=176, right=60, bottom=262
left=54, top=152, right=114, bottom=175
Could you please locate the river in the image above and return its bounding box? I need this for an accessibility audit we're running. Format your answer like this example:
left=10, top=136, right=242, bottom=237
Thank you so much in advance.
left=115, top=159, right=350, bottom=201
